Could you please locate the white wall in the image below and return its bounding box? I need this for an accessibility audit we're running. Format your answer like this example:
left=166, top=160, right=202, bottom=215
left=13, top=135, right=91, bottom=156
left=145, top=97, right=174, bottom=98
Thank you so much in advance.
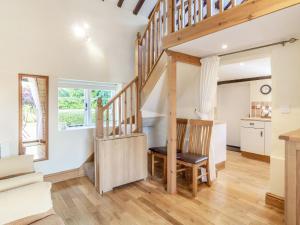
left=250, top=79, right=272, bottom=102
left=143, top=62, right=201, bottom=147
left=0, top=0, right=147, bottom=174
left=270, top=42, right=300, bottom=197
left=216, top=82, right=250, bottom=147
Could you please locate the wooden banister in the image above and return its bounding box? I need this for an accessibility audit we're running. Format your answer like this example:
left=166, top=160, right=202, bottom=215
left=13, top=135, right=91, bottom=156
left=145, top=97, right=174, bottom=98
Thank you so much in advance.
left=96, top=76, right=140, bottom=138
left=96, top=98, right=103, bottom=139
left=102, top=78, right=137, bottom=111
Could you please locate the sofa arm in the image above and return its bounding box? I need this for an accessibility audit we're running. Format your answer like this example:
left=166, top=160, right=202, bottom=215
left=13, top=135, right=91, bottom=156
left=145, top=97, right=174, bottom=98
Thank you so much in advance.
left=0, top=155, right=34, bottom=179
left=0, top=182, right=53, bottom=224
left=0, top=172, right=43, bottom=192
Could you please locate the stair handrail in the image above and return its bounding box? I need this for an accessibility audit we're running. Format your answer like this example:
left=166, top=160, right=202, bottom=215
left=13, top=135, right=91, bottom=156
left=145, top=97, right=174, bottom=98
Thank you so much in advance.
left=96, top=77, right=140, bottom=139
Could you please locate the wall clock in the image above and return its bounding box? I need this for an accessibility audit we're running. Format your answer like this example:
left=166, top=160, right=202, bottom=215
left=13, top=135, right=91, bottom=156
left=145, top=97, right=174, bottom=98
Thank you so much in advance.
left=260, top=84, right=272, bottom=95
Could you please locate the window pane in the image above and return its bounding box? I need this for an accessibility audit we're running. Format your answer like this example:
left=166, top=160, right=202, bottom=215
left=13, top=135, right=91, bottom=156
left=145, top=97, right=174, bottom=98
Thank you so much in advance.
left=58, top=88, right=85, bottom=128
left=90, top=89, right=115, bottom=124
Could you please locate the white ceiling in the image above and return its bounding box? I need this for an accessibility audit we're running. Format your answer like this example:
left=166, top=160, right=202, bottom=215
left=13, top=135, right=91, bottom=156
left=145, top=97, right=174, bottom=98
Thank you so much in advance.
left=170, top=4, right=300, bottom=58
left=218, top=57, right=271, bottom=81
left=109, top=0, right=157, bottom=18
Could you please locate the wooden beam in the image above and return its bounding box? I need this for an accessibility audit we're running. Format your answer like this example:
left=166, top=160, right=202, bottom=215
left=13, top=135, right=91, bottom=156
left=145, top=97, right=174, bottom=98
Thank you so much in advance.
left=117, top=0, right=125, bottom=8
left=163, top=0, right=300, bottom=49
left=217, top=75, right=271, bottom=85
left=166, top=50, right=201, bottom=66
left=133, top=0, right=146, bottom=15
left=167, top=54, right=177, bottom=194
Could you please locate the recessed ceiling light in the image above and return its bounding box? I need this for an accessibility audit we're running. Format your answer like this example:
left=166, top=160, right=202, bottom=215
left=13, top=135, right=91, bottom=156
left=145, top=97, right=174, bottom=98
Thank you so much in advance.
left=83, top=23, right=90, bottom=30
left=240, top=62, right=245, bottom=66
left=72, top=24, right=87, bottom=39
left=221, top=44, right=228, bottom=50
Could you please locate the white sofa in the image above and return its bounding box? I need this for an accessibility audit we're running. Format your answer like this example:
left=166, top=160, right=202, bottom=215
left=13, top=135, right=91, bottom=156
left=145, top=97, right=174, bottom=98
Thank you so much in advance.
left=0, top=155, right=64, bottom=225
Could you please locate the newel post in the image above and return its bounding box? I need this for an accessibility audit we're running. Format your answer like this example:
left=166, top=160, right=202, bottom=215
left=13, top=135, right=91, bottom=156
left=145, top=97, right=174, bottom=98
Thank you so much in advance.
left=135, top=32, right=143, bottom=133
left=96, top=98, right=104, bottom=138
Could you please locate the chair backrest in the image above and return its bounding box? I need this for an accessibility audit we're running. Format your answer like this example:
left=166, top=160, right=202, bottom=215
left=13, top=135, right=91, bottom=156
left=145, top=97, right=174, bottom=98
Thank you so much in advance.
left=176, top=118, right=188, bottom=152
left=187, top=120, right=213, bottom=156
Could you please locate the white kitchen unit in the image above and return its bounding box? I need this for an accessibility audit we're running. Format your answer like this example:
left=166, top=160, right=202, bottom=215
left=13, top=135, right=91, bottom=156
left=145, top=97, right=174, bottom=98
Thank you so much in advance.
left=240, top=118, right=271, bottom=160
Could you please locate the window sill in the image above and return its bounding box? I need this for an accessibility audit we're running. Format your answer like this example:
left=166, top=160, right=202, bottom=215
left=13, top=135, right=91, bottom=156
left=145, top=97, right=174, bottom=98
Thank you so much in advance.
left=59, top=125, right=96, bottom=132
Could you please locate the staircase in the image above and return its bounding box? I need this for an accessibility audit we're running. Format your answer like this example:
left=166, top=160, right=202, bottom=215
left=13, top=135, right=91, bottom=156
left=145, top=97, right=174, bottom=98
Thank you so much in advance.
left=82, top=0, right=295, bottom=191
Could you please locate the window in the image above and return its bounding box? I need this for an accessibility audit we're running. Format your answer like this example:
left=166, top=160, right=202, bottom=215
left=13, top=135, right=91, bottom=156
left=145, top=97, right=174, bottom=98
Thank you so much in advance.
left=58, top=80, right=119, bottom=130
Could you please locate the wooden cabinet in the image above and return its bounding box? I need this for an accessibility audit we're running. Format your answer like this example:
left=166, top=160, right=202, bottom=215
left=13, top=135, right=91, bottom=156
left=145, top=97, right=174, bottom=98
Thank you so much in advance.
left=240, top=119, right=271, bottom=160
left=264, top=122, right=272, bottom=156
left=241, top=126, right=264, bottom=155
left=279, top=129, right=300, bottom=225
left=95, top=134, right=148, bottom=194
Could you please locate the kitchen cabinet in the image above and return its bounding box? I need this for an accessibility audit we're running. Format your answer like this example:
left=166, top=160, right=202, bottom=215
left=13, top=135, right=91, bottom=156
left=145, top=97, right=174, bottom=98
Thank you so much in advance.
left=240, top=119, right=271, bottom=158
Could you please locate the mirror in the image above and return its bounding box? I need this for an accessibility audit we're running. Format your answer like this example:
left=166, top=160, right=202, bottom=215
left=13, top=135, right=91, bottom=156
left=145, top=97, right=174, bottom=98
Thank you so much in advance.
left=19, top=74, right=49, bottom=161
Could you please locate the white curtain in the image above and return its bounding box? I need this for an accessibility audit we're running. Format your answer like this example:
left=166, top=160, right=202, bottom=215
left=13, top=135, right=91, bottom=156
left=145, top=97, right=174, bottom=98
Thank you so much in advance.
left=196, top=56, right=220, bottom=182
left=28, top=78, right=43, bottom=141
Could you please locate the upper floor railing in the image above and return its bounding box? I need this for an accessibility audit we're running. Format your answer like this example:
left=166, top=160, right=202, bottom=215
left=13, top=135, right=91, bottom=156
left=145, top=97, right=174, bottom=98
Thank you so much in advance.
left=174, top=0, right=246, bottom=31
left=138, top=0, right=247, bottom=87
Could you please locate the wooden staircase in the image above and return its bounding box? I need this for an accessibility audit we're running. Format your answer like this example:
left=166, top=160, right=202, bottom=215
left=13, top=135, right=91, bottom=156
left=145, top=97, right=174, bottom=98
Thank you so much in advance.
left=86, top=0, right=300, bottom=192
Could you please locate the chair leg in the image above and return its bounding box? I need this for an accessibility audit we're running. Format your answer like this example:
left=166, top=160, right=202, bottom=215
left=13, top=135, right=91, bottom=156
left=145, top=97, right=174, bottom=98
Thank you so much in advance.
left=206, top=162, right=211, bottom=186
left=163, top=156, right=167, bottom=184
left=151, top=153, right=155, bottom=178
left=192, top=164, right=198, bottom=197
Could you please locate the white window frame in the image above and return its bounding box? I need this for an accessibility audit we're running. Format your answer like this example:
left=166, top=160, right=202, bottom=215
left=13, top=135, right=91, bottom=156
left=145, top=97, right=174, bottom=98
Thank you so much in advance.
left=58, top=79, right=121, bottom=131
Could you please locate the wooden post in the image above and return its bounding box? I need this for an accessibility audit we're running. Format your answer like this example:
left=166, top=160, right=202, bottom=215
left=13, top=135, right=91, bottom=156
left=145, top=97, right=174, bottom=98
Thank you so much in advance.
left=231, top=0, right=236, bottom=7
left=96, top=98, right=103, bottom=138
left=181, top=0, right=185, bottom=28
left=135, top=33, right=143, bottom=133
left=207, top=0, right=212, bottom=17
left=136, top=79, right=143, bottom=133
left=219, top=0, right=224, bottom=13
left=199, top=0, right=203, bottom=21
left=167, top=53, right=177, bottom=194
left=188, top=0, right=192, bottom=26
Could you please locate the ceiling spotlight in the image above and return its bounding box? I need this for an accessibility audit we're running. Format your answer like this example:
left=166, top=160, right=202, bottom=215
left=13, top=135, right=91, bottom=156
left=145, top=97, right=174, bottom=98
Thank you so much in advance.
left=221, top=44, right=228, bottom=50
left=239, top=62, right=245, bottom=66
left=72, top=24, right=87, bottom=39
left=83, top=23, right=90, bottom=30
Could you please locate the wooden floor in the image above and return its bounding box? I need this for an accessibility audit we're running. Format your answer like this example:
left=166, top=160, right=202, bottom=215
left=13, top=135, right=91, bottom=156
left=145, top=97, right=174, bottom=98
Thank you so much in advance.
left=52, top=151, right=284, bottom=225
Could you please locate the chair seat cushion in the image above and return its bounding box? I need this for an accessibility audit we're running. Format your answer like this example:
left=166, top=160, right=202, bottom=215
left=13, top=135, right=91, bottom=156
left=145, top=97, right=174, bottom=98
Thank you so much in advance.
left=177, top=153, right=208, bottom=164
left=149, top=147, right=167, bottom=155
left=149, top=146, right=182, bottom=155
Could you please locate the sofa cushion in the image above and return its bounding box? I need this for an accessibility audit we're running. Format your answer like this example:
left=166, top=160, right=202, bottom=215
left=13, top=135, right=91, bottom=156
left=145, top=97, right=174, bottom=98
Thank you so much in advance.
left=0, top=155, right=34, bottom=180
left=0, top=182, right=53, bottom=225
left=0, top=172, right=43, bottom=192
left=4, top=209, right=55, bottom=225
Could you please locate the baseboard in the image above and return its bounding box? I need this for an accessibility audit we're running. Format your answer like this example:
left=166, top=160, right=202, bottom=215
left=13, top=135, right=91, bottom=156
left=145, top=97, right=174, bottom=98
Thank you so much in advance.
left=265, top=192, right=285, bottom=210
left=44, top=167, right=85, bottom=183
left=227, top=145, right=241, bottom=152
left=216, top=161, right=225, bottom=171
left=241, top=151, right=270, bottom=163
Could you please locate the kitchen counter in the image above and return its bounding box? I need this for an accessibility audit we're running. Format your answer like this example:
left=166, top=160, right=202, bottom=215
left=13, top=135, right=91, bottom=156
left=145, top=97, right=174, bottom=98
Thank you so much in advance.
left=279, top=129, right=300, bottom=142
left=241, top=117, right=272, bottom=122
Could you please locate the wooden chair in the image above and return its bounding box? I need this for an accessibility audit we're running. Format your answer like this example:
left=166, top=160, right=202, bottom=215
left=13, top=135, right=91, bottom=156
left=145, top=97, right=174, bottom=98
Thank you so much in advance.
left=176, top=119, right=213, bottom=197
left=149, top=118, right=188, bottom=182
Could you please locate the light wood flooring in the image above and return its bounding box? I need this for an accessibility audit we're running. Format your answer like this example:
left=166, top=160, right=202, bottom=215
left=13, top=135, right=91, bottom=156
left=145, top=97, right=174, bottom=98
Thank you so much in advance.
left=52, top=151, right=284, bottom=225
